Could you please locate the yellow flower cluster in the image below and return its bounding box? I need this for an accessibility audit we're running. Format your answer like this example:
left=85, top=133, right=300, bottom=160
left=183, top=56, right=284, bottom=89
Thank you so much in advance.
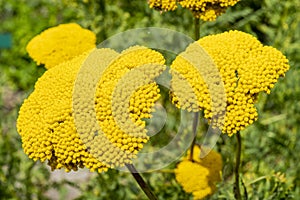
left=170, top=30, right=290, bottom=135
left=148, top=0, right=178, bottom=11
left=175, top=145, right=222, bottom=199
left=26, top=23, right=96, bottom=69
left=147, top=0, right=240, bottom=21
left=17, top=46, right=165, bottom=172
left=179, top=0, right=241, bottom=21
left=17, top=51, right=105, bottom=172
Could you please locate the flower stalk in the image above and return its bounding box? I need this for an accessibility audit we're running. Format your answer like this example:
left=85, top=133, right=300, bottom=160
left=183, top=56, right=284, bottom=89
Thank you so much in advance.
left=189, top=17, right=200, bottom=161
left=125, top=164, right=158, bottom=200
left=234, top=132, right=242, bottom=200
left=189, top=112, right=199, bottom=161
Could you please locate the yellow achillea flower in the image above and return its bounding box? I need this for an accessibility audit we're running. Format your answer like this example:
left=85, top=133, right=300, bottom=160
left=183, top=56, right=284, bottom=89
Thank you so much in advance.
left=26, top=23, right=96, bottom=69
left=179, top=0, right=240, bottom=21
left=175, top=145, right=222, bottom=199
left=170, top=30, right=290, bottom=135
left=17, top=46, right=165, bottom=172
left=147, top=0, right=240, bottom=21
left=148, top=0, right=178, bottom=11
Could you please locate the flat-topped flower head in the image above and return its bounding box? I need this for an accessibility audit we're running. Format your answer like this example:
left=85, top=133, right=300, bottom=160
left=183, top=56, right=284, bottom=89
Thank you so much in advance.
left=175, top=145, right=222, bottom=199
left=147, top=0, right=240, bottom=21
left=17, top=45, right=165, bottom=172
left=170, top=30, right=290, bottom=135
left=26, top=23, right=96, bottom=69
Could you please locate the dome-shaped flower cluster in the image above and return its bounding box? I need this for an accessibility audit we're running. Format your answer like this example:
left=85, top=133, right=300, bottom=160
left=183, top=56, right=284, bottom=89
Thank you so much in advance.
left=170, top=30, right=290, bottom=135
left=26, top=23, right=96, bottom=69
left=147, top=0, right=240, bottom=21
left=17, top=45, right=165, bottom=172
left=175, top=145, right=222, bottom=199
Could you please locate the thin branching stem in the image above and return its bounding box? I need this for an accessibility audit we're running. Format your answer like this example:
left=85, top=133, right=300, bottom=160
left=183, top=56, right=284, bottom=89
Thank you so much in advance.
left=125, top=164, right=158, bottom=200
left=234, top=132, right=242, bottom=200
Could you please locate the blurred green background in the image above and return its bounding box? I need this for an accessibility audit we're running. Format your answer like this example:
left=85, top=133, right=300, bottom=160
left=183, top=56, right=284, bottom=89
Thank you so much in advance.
left=0, top=0, right=299, bottom=199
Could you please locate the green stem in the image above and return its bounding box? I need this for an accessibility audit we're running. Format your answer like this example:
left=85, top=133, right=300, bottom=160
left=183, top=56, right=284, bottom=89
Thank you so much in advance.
left=189, top=112, right=199, bottom=161
left=234, top=132, right=242, bottom=200
left=125, top=164, right=158, bottom=200
left=189, top=18, right=201, bottom=161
